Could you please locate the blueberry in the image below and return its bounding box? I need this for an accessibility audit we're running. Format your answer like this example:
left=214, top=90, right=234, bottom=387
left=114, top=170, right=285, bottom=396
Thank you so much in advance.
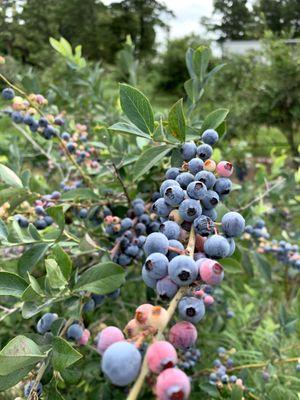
left=156, top=276, right=178, bottom=299
left=168, top=239, right=184, bottom=260
left=11, top=111, right=24, bottom=123
left=133, top=202, right=145, bottom=216
left=254, top=219, right=265, bottom=229
left=221, top=374, right=229, bottom=383
left=164, top=185, right=185, bottom=206
left=118, top=254, right=132, bottom=266
left=229, top=375, right=237, bottom=383
left=148, top=221, right=160, bottom=233
left=38, top=117, right=48, bottom=127
left=132, top=198, right=144, bottom=206
left=227, top=237, right=236, bottom=256
left=2, top=87, right=15, bottom=100
left=226, top=358, right=234, bottom=368
left=188, top=158, right=204, bottom=175
left=92, top=294, right=105, bottom=306
left=178, top=296, right=205, bottom=323
left=36, top=313, right=58, bottom=334
left=137, top=235, right=146, bottom=247
left=296, top=362, right=300, bottom=372
left=159, top=179, right=180, bottom=196
left=194, top=171, right=216, bottom=189
left=181, top=142, right=197, bottom=161
left=35, top=205, right=45, bottom=215
left=213, top=359, right=222, bottom=367
left=204, top=235, right=230, bottom=259
left=135, top=222, right=147, bottom=235
left=144, top=232, right=169, bottom=256
left=139, top=213, right=150, bottom=225
left=29, top=120, right=39, bottom=132
left=144, top=252, right=169, bottom=279
left=187, top=181, right=207, bottom=200
left=54, top=116, right=65, bottom=126
left=221, top=212, right=245, bottom=237
left=152, top=198, right=172, bottom=217
left=179, top=199, right=202, bottom=222
left=202, top=207, right=218, bottom=221
left=67, top=142, right=76, bottom=153
left=194, top=215, right=215, bottom=236
left=159, top=221, right=180, bottom=240
left=152, top=191, right=161, bottom=202
left=197, top=144, right=213, bottom=160
left=168, top=255, right=198, bottom=286
left=201, top=190, right=219, bottom=210
left=214, top=178, right=232, bottom=196
left=23, top=114, right=35, bottom=126
left=67, top=323, right=84, bottom=341
left=44, top=215, right=54, bottom=226
left=166, top=167, right=180, bottom=180
left=83, top=299, right=95, bottom=313
left=209, top=372, right=218, bottom=382
left=79, top=208, right=88, bottom=219
left=175, top=172, right=194, bottom=189
left=24, top=380, right=43, bottom=398
left=142, top=266, right=158, bottom=289
left=101, top=341, right=142, bottom=386
left=107, top=288, right=121, bottom=299
left=44, top=125, right=57, bottom=139
left=17, top=215, right=29, bottom=228
left=61, top=131, right=70, bottom=141
left=125, top=245, right=139, bottom=257
left=201, top=129, right=219, bottom=145
left=34, top=219, right=47, bottom=230
left=51, top=191, right=61, bottom=199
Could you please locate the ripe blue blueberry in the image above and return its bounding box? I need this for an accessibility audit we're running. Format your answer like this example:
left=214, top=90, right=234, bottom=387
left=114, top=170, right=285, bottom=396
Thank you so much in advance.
left=181, top=141, right=197, bottom=161
left=159, top=221, right=180, bottom=240
left=164, top=185, right=185, bottom=207
left=168, top=255, right=198, bottom=286
left=135, top=222, right=147, bottom=235
left=175, top=172, right=194, bottom=189
left=38, top=117, right=48, bottom=127
left=178, top=296, right=205, bottom=323
left=139, top=213, right=150, bottom=225
left=36, top=313, right=58, bottom=334
left=16, top=215, right=29, bottom=228
left=29, top=120, right=39, bottom=132
left=121, top=217, right=133, bottom=230
left=92, top=294, right=105, bottom=306
left=159, top=179, right=180, bottom=196
left=144, top=232, right=169, bottom=256
left=54, top=116, right=65, bottom=126
left=204, top=235, right=230, bottom=259
left=202, top=207, right=218, bottom=221
left=83, top=299, right=95, bottom=313
left=214, top=178, right=232, bottom=196
left=144, top=252, right=169, bottom=279
left=125, top=245, right=139, bottom=257
left=67, top=323, right=84, bottom=341
left=142, top=266, right=157, bottom=289
left=188, top=158, right=204, bottom=175
left=35, top=205, right=45, bottom=215
left=2, top=87, right=15, bottom=100
left=197, top=144, right=213, bottom=160
left=179, top=199, right=202, bottom=222
left=51, top=191, right=61, bottom=199
left=195, top=171, right=216, bottom=189
left=101, top=341, right=142, bottom=386
left=168, top=239, right=184, bottom=260
left=152, top=198, right=172, bottom=217
left=107, top=288, right=121, bottom=299
left=156, top=276, right=178, bottom=299
left=44, top=216, right=54, bottom=226
left=78, top=208, right=88, bottom=219
left=118, top=253, right=132, bottom=266
left=34, top=219, right=47, bottom=230
left=201, top=129, right=219, bottom=145
left=201, top=190, right=219, bottom=210
left=194, top=215, right=215, bottom=236
left=187, top=181, right=207, bottom=200
left=133, top=202, right=145, bottom=216
left=61, top=131, right=70, bottom=141
left=166, top=167, right=180, bottom=180
left=23, top=114, right=35, bottom=126
left=221, top=212, right=245, bottom=237
left=11, top=111, right=24, bottom=124
left=67, top=142, right=76, bottom=153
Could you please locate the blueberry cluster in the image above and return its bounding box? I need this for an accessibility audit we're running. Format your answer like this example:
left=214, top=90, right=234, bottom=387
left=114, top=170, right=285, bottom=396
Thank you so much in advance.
left=105, top=198, right=160, bottom=266
left=142, top=130, right=245, bottom=324
left=178, top=347, right=201, bottom=370
left=245, top=219, right=300, bottom=271
left=209, top=347, right=244, bottom=389
left=1, top=87, right=100, bottom=171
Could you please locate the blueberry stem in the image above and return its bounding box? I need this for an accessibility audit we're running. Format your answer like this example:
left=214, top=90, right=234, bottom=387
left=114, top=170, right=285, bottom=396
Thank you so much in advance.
left=111, top=162, right=131, bottom=206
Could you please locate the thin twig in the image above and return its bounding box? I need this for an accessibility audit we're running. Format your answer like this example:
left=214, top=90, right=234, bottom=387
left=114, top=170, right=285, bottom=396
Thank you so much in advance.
left=111, top=162, right=131, bottom=206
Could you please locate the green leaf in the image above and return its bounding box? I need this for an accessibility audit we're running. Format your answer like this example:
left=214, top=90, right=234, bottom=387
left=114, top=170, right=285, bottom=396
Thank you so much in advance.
left=52, top=245, right=72, bottom=280
left=45, top=259, right=67, bottom=289
left=231, top=384, right=243, bottom=400
left=0, top=218, right=8, bottom=240
left=119, top=84, right=154, bottom=135
left=168, top=99, right=186, bottom=142
left=242, top=251, right=254, bottom=277
left=18, top=243, right=50, bottom=277
left=0, top=366, right=33, bottom=391
left=0, top=335, right=45, bottom=375
left=0, top=164, right=23, bottom=188
left=253, top=253, right=272, bottom=281
left=0, top=187, right=31, bottom=210
left=220, top=258, right=242, bottom=274
left=47, top=206, right=65, bottom=237
left=0, top=272, right=28, bottom=297
left=28, top=223, right=42, bottom=240
left=201, top=108, right=229, bottom=133
left=193, top=46, right=210, bottom=81
left=22, top=300, right=53, bottom=319
left=60, top=188, right=98, bottom=202
left=133, top=145, right=172, bottom=181
left=109, top=122, right=151, bottom=140
left=73, top=262, right=125, bottom=294
left=52, top=337, right=82, bottom=372
left=185, top=47, right=196, bottom=79
left=27, top=273, right=44, bottom=296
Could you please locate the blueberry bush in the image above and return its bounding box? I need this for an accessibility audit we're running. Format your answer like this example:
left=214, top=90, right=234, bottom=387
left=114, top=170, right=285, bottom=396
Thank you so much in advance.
left=0, top=43, right=299, bottom=400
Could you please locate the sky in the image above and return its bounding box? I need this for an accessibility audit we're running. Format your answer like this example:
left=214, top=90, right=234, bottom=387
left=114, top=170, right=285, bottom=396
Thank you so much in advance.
left=102, top=0, right=215, bottom=43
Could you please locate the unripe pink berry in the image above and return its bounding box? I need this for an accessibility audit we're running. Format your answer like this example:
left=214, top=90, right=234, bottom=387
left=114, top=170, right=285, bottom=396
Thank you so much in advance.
left=198, top=259, right=224, bottom=285
left=124, top=319, right=142, bottom=338
left=135, top=304, right=153, bottom=326
left=168, top=321, right=197, bottom=350
left=156, top=368, right=191, bottom=400
left=203, top=294, right=214, bottom=305
left=146, top=341, right=177, bottom=373
left=97, top=326, right=125, bottom=355
left=148, top=306, right=169, bottom=330
left=78, top=329, right=91, bottom=345
left=194, top=289, right=205, bottom=297
left=216, top=161, right=233, bottom=177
